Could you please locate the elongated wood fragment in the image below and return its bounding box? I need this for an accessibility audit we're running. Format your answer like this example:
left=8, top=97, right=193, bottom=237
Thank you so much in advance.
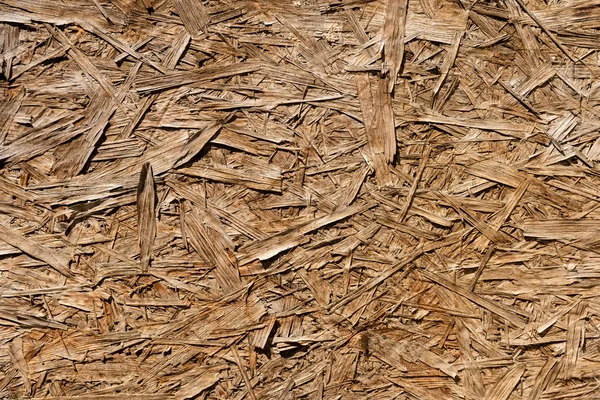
left=238, top=202, right=375, bottom=265
left=381, top=0, right=408, bottom=93
left=561, top=302, right=587, bottom=379
left=485, top=363, right=525, bottom=400
left=420, top=269, right=528, bottom=328
left=137, top=162, right=156, bottom=273
left=178, top=164, right=282, bottom=193
left=398, top=147, right=431, bottom=221
left=173, top=0, right=210, bottom=38
left=329, top=229, right=468, bottom=312
left=185, top=209, right=243, bottom=294
left=432, top=31, right=462, bottom=97
left=523, top=219, right=600, bottom=241
left=386, top=376, right=448, bottom=400
left=529, top=358, right=559, bottom=400
left=437, top=191, right=512, bottom=245
left=135, top=62, right=260, bottom=94
left=377, top=77, right=397, bottom=163
left=8, top=337, right=30, bottom=395
left=0, top=223, right=73, bottom=278
left=357, top=74, right=394, bottom=184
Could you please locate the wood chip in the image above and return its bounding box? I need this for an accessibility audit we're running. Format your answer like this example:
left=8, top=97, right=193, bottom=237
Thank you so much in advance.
left=173, top=0, right=210, bottom=38
left=137, top=162, right=156, bottom=273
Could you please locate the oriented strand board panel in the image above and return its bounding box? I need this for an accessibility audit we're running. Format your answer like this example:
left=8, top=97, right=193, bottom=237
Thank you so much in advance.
left=1, top=0, right=600, bottom=398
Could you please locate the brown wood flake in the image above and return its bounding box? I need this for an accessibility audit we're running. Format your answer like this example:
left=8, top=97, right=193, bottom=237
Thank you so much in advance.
left=137, top=162, right=157, bottom=273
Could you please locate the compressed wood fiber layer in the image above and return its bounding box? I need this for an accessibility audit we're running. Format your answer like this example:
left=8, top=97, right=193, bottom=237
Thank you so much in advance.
left=1, top=0, right=600, bottom=398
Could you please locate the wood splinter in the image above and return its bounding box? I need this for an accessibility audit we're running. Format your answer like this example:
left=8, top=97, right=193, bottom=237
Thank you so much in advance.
left=137, top=162, right=157, bottom=273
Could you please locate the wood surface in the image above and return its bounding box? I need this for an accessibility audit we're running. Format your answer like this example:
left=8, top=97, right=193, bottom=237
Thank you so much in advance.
left=1, top=0, right=600, bottom=398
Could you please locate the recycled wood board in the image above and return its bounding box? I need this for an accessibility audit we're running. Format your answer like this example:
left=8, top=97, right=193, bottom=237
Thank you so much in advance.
left=1, top=0, right=600, bottom=398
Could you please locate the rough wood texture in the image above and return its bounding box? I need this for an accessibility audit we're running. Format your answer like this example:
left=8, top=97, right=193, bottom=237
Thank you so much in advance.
left=1, top=0, right=600, bottom=398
